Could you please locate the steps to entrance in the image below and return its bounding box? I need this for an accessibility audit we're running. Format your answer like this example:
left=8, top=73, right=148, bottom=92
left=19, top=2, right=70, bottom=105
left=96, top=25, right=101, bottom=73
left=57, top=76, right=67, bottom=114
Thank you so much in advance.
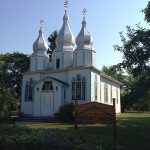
left=20, top=116, right=60, bottom=123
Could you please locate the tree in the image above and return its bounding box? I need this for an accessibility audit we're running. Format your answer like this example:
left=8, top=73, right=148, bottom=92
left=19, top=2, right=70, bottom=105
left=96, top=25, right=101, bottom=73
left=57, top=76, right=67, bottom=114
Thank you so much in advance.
left=0, top=90, right=11, bottom=122
left=113, top=4, right=150, bottom=110
left=0, top=52, right=30, bottom=98
left=47, top=30, right=58, bottom=60
left=114, top=26, right=150, bottom=78
left=143, top=1, right=150, bottom=23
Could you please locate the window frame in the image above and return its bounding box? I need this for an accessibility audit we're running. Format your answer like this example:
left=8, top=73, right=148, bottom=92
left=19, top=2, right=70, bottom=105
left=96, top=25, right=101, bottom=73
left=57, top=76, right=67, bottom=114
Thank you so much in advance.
left=72, top=74, right=85, bottom=100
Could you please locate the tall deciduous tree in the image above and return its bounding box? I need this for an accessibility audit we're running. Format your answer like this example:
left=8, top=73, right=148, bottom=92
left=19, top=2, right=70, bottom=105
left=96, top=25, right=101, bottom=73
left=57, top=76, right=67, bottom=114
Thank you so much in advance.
left=0, top=52, right=30, bottom=98
left=113, top=3, right=150, bottom=110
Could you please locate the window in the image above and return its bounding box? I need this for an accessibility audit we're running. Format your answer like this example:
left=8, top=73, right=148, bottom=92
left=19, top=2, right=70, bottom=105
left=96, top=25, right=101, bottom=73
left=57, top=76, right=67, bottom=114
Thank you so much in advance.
left=49, top=54, right=52, bottom=62
left=100, top=81, right=101, bottom=101
left=72, top=74, right=85, bottom=100
left=42, top=81, right=53, bottom=91
left=104, top=83, right=108, bottom=103
left=116, top=87, right=118, bottom=103
left=25, top=79, right=33, bottom=101
left=56, top=58, right=60, bottom=69
left=110, top=85, right=112, bottom=103
left=94, top=75, right=98, bottom=100
left=64, top=88, right=66, bottom=99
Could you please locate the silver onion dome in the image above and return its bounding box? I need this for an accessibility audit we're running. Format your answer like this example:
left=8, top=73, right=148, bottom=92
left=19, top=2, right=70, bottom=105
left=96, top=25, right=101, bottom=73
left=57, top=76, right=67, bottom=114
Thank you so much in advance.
left=33, top=26, right=48, bottom=53
left=56, top=10, right=75, bottom=49
left=76, top=17, right=93, bottom=49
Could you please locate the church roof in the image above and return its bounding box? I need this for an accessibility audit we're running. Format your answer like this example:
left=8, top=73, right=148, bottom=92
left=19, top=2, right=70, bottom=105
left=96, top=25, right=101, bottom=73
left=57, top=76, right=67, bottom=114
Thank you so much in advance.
left=24, top=66, right=122, bottom=85
left=33, top=26, right=48, bottom=53
left=75, top=16, right=94, bottom=50
left=54, top=10, right=75, bottom=51
left=34, top=76, right=69, bottom=86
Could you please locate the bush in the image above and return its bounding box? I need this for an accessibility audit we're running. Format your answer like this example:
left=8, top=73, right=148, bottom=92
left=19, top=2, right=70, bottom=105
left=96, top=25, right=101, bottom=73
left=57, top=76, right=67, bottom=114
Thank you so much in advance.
left=0, top=91, right=11, bottom=123
left=54, top=103, right=75, bottom=122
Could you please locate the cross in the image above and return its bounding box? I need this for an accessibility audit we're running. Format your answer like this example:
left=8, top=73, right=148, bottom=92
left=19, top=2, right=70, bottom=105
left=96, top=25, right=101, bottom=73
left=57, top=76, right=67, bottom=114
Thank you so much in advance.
left=40, top=19, right=44, bottom=27
left=82, top=8, right=87, bottom=17
left=64, top=0, right=69, bottom=11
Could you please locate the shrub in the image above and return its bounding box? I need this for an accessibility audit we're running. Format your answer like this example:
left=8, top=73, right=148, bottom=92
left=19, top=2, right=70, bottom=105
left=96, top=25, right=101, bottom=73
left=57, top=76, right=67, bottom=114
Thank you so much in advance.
left=0, top=91, right=11, bottom=123
left=54, top=103, right=75, bottom=122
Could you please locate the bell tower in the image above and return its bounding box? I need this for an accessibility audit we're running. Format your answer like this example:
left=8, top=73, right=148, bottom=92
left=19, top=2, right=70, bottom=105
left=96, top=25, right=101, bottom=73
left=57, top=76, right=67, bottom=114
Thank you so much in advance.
left=74, top=9, right=96, bottom=67
left=52, top=0, right=75, bottom=70
left=30, top=21, right=49, bottom=71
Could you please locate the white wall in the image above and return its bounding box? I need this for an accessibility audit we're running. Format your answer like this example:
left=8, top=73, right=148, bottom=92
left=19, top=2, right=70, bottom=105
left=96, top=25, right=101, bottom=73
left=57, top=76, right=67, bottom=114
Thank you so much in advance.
left=67, top=68, right=91, bottom=104
left=100, top=76, right=121, bottom=113
left=33, top=79, right=62, bottom=116
left=53, top=51, right=73, bottom=69
left=91, top=71, right=100, bottom=102
left=30, top=54, right=49, bottom=71
left=73, top=50, right=96, bottom=67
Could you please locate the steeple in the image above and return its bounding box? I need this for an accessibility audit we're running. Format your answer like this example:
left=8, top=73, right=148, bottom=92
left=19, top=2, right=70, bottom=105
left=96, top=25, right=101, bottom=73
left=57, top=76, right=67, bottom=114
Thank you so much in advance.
left=30, top=21, right=49, bottom=72
left=33, top=22, right=48, bottom=53
left=76, top=9, right=93, bottom=50
left=52, top=0, right=75, bottom=69
left=73, top=9, right=96, bottom=67
left=55, top=6, right=75, bottom=51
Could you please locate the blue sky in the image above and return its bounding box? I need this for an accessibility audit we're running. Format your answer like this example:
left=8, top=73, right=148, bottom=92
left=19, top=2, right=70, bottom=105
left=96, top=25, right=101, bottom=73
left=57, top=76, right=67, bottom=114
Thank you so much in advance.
left=0, top=0, right=149, bottom=69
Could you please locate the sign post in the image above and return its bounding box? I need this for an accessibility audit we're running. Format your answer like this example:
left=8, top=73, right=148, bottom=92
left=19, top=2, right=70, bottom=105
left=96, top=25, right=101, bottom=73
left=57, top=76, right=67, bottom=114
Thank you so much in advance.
left=113, top=98, right=117, bottom=146
left=74, top=100, right=117, bottom=143
left=74, top=100, right=78, bottom=130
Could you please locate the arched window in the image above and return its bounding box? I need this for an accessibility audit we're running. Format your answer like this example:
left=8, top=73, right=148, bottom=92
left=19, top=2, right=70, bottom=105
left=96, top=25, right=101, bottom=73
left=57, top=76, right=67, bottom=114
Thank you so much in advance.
left=25, top=79, right=33, bottom=101
left=56, top=58, right=60, bottom=69
left=104, top=83, right=108, bottom=103
left=110, top=85, right=113, bottom=103
left=42, top=81, right=53, bottom=91
left=94, top=74, right=98, bottom=100
left=72, top=74, right=85, bottom=100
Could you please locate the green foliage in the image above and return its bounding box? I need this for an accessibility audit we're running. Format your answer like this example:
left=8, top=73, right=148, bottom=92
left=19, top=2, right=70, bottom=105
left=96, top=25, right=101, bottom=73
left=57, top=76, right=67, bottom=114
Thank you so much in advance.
left=143, top=1, right=150, bottom=23
left=0, top=52, right=30, bottom=98
left=47, top=30, right=58, bottom=60
left=54, top=103, right=75, bottom=122
left=114, top=26, right=150, bottom=78
left=0, top=91, right=11, bottom=123
left=113, top=2, right=150, bottom=111
left=47, top=30, right=58, bottom=51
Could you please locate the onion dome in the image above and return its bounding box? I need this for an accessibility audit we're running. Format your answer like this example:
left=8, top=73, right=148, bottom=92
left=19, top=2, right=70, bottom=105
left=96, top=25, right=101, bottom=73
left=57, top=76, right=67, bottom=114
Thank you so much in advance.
left=76, top=17, right=94, bottom=50
left=33, top=26, right=48, bottom=53
left=55, top=10, right=75, bottom=50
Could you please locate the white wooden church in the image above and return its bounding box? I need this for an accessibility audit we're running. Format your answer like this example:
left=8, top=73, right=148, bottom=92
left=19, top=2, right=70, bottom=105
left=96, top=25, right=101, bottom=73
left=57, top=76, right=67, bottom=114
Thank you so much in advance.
left=21, top=9, right=122, bottom=117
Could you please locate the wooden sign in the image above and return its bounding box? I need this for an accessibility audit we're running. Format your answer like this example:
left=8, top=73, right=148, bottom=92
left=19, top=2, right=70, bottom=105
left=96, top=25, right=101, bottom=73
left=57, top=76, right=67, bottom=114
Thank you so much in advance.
left=76, top=102, right=114, bottom=124
left=74, top=99, right=117, bottom=142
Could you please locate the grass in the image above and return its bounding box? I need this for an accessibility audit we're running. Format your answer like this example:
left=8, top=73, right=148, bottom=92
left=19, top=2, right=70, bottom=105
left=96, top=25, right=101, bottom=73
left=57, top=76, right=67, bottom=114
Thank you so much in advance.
left=1, top=112, right=150, bottom=150
left=22, top=112, right=150, bottom=150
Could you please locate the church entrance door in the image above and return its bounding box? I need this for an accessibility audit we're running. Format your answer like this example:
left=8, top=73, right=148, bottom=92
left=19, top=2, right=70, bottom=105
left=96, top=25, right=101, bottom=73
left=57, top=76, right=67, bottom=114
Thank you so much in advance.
left=41, top=91, right=54, bottom=116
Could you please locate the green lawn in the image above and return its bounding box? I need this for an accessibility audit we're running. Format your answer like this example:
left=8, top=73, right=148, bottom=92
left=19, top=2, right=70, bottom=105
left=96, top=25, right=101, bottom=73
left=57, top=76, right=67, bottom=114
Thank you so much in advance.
left=0, top=112, right=150, bottom=150
left=23, top=112, right=150, bottom=150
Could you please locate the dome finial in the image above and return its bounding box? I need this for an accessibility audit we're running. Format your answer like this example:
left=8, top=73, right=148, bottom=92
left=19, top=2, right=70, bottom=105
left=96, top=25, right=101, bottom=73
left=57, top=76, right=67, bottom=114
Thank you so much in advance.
left=63, top=0, right=69, bottom=22
left=82, top=8, right=87, bottom=18
left=76, top=9, right=94, bottom=50
left=55, top=0, right=75, bottom=51
left=39, top=19, right=44, bottom=34
left=82, top=8, right=87, bottom=26
left=64, top=0, right=68, bottom=12
left=40, top=19, right=44, bottom=28
left=33, top=20, right=48, bottom=53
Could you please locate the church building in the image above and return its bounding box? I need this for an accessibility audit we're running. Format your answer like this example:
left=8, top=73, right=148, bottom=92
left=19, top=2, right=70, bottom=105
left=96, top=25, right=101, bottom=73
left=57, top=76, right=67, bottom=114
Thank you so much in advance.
left=21, top=9, right=122, bottom=117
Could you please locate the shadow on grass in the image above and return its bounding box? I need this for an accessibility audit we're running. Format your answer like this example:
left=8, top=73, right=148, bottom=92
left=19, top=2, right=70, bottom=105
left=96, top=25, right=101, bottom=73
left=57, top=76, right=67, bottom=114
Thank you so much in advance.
left=1, top=113, right=150, bottom=150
